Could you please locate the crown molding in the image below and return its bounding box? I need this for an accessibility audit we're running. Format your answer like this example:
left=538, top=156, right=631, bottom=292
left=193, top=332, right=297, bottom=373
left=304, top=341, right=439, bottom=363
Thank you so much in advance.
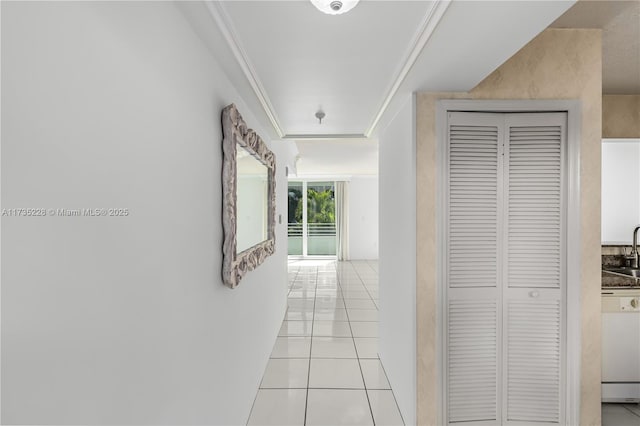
left=207, top=0, right=451, bottom=140
left=205, top=1, right=285, bottom=138
left=283, top=133, right=367, bottom=141
left=365, top=0, right=451, bottom=137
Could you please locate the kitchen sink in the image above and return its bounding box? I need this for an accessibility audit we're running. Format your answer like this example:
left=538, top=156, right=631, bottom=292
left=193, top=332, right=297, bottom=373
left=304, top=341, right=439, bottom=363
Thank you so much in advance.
left=605, top=267, right=640, bottom=278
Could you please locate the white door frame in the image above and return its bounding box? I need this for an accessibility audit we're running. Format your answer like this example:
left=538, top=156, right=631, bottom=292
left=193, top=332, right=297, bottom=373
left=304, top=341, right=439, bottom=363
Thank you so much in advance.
left=435, top=100, right=581, bottom=425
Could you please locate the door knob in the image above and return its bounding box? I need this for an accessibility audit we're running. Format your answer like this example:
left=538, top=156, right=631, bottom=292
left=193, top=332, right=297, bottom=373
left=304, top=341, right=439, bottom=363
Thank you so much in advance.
left=529, top=291, right=539, bottom=298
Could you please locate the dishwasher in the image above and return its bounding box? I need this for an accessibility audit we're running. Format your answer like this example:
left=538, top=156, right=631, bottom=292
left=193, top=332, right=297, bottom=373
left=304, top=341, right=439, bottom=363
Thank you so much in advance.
left=602, top=288, right=640, bottom=403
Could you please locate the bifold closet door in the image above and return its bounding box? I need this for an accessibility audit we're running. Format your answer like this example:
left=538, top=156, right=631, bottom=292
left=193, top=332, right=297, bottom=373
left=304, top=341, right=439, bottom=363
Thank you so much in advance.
left=502, top=113, right=566, bottom=424
left=446, top=112, right=503, bottom=423
left=444, top=112, right=566, bottom=425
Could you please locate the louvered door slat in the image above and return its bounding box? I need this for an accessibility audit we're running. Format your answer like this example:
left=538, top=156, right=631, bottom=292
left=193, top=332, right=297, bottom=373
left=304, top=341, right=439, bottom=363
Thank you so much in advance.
left=448, top=122, right=499, bottom=288
left=506, top=300, right=561, bottom=423
left=507, top=123, right=563, bottom=289
left=449, top=299, right=498, bottom=423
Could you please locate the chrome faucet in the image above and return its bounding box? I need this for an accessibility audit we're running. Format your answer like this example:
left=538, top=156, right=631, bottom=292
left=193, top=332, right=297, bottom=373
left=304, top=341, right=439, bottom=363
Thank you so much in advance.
left=628, top=226, right=640, bottom=268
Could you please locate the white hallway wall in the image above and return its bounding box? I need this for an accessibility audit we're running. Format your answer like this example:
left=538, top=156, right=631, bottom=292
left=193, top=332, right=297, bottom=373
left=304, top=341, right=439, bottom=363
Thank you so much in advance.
left=378, top=95, right=417, bottom=425
left=1, top=2, right=293, bottom=424
left=348, top=175, right=379, bottom=260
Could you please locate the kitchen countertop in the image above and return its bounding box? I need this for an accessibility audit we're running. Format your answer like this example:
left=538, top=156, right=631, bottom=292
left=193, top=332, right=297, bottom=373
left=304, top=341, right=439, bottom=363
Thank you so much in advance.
left=602, top=270, right=640, bottom=288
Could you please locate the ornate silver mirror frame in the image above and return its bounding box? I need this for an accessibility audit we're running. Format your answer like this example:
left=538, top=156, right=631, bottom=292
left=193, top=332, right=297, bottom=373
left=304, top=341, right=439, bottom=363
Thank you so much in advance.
left=222, top=104, right=276, bottom=289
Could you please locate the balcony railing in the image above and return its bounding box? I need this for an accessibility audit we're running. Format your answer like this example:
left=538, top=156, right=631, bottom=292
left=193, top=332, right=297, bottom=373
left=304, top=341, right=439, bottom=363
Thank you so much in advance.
left=288, top=223, right=336, bottom=255
left=287, top=222, right=336, bottom=236
left=288, top=223, right=303, bottom=237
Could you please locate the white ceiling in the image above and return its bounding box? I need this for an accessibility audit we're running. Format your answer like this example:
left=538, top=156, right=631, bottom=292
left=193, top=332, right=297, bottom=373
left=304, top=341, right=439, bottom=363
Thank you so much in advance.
left=184, top=1, right=574, bottom=139
left=180, top=0, right=580, bottom=174
left=551, top=0, right=640, bottom=94
left=221, top=1, right=436, bottom=137
left=294, top=139, right=378, bottom=176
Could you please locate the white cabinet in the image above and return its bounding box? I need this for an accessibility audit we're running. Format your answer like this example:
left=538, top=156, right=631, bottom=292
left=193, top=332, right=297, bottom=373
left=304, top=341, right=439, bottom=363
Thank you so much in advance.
left=602, top=139, right=640, bottom=244
left=602, top=290, right=640, bottom=403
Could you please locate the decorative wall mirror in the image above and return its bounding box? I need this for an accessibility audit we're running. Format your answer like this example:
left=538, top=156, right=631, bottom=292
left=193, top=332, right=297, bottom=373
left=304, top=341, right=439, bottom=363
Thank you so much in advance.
left=222, top=104, right=276, bottom=288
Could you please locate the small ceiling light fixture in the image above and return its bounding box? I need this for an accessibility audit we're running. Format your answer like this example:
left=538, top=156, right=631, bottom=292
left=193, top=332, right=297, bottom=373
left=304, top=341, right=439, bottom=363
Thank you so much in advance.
left=310, top=0, right=360, bottom=15
left=315, top=110, right=326, bottom=124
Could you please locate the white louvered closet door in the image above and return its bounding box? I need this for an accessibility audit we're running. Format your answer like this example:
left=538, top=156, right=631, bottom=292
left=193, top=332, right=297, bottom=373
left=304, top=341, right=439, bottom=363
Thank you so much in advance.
left=503, top=113, right=566, bottom=425
left=446, top=112, right=503, bottom=424
left=445, top=112, right=567, bottom=425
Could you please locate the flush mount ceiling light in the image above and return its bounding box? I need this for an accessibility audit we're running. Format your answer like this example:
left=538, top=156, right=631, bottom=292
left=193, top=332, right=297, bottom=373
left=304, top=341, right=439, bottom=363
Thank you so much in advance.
left=310, top=0, right=360, bottom=15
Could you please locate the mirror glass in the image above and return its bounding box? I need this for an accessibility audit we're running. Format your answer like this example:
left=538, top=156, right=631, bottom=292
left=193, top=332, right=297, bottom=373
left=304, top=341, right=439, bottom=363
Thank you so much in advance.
left=236, top=145, right=268, bottom=253
left=602, top=138, right=640, bottom=244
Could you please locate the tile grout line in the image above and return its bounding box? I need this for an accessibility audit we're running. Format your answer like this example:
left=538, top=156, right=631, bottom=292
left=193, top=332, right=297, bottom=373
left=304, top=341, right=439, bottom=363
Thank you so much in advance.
left=358, top=262, right=396, bottom=424
left=350, top=263, right=378, bottom=308
left=271, top=355, right=365, bottom=359
left=247, top=266, right=302, bottom=425
left=302, top=265, right=318, bottom=426
left=376, top=353, right=407, bottom=426
left=263, top=386, right=394, bottom=390
left=338, top=264, right=377, bottom=426
left=245, top=375, right=262, bottom=425
left=350, top=261, right=404, bottom=425
left=623, top=405, right=640, bottom=419
left=255, top=261, right=386, bottom=426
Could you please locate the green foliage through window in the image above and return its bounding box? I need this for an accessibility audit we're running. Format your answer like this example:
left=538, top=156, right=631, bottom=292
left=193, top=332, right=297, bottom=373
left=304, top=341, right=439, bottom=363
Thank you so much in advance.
left=306, top=188, right=335, bottom=223
left=287, top=184, right=335, bottom=224
left=288, top=188, right=302, bottom=223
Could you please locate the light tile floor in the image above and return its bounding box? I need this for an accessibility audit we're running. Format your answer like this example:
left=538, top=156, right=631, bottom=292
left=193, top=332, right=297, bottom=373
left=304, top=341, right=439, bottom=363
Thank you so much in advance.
left=602, top=403, right=640, bottom=426
left=248, top=260, right=404, bottom=426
